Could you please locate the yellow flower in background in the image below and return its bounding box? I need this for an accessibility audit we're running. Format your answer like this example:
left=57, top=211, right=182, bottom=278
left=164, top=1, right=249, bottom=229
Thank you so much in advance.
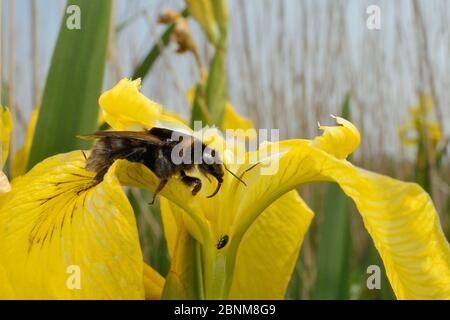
left=0, top=107, right=12, bottom=193
left=0, top=79, right=449, bottom=300
left=399, top=94, right=443, bottom=150
left=398, top=94, right=446, bottom=191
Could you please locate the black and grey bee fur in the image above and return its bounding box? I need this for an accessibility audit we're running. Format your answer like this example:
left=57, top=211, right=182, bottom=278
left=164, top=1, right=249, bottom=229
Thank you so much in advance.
left=79, top=127, right=245, bottom=204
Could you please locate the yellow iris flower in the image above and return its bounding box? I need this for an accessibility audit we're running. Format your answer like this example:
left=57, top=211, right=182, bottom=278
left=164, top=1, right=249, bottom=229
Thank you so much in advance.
left=0, top=79, right=449, bottom=300
left=399, top=94, right=443, bottom=150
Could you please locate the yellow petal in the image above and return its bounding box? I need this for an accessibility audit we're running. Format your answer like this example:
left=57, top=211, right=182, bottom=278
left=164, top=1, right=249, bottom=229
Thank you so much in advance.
left=143, top=263, right=165, bottom=300
left=429, top=122, right=443, bottom=144
left=0, top=151, right=145, bottom=299
left=229, top=190, right=313, bottom=299
left=0, top=263, right=15, bottom=299
left=236, top=118, right=449, bottom=299
left=160, top=198, right=202, bottom=299
left=398, top=121, right=418, bottom=146
left=0, top=107, right=12, bottom=193
left=1, top=106, right=12, bottom=165
left=114, top=159, right=213, bottom=246
left=221, top=103, right=254, bottom=132
left=99, top=78, right=161, bottom=130
left=313, top=116, right=360, bottom=159
left=99, top=78, right=190, bottom=132
left=0, top=171, right=10, bottom=193
left=160, top=197, right=182, bottom=258
left=186, top=87, right=196, bottom=106
left=327, top=163, right=450, bottom=299
left=11, top=109, right=38, bottom=177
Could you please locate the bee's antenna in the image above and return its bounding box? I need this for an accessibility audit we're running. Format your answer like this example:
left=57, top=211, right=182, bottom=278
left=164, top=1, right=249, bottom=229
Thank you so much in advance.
left=239, top=162, right=260, bottom=179
left=223, top=163, right=247, bottom=186
left=81, top=150, right=87, bottom=160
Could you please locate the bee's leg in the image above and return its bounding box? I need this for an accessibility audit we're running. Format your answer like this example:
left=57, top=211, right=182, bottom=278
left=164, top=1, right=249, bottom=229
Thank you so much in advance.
left=180, top=170, right=202, bottom=196
left=149, top=178, right=168, bottom=205
left=122, top=147, right=147, bottom=161
left=198, top=166, right=212, bottom=183
left=93, top=164, right=111, bottom=181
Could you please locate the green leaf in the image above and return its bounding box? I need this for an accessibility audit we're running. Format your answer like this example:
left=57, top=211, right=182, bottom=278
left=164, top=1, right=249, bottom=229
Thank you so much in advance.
left=132, top=9, right=189, bottom=81
left=190, top=82, right=212, bottom=127
left=211, top=0, right=228, bottom=36
left=445, top=196, right=450, bottom=238
left=414, top=131, right=431, bottom=192
left=341, top=92, right=351, bottom=119
left=285, top=248, right=305, bottom=300
left=1, top=82, right=8, bottom=106
left=28, top=0, right=111, bottom=169
left=312, top=183, right=352, bottom=299
left=205, top=47, right=227, bottom=126
left=189, top=49, right=227, bottom=127
left=188, top=1, right=228, bottom=127
left=435, top=137, right=448, bottom=169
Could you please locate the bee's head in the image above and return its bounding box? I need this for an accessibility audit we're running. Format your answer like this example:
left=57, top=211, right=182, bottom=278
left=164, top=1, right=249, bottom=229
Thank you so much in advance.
left=203, top=163, right=224, bottom=183
left=199, top=146, right=223, bottom=198
left=200, top=146, right=245, bottom=198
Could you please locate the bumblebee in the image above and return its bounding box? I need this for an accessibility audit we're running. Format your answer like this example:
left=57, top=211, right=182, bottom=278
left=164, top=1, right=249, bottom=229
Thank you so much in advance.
left=80, top=127, right=245, bottom=204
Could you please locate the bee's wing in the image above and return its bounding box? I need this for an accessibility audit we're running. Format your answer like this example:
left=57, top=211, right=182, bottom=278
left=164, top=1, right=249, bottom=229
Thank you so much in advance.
left=78, top=131, right=165, bottom=145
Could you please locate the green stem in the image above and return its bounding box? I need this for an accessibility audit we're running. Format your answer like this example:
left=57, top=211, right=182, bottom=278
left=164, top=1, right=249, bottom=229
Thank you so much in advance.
left=131, top=9, right=189, bottom=80
left=201, top=236, right=241, bottom=300
left=195, top=241, right=205, bottom=299
left=203, top=246, right=229, bottom=299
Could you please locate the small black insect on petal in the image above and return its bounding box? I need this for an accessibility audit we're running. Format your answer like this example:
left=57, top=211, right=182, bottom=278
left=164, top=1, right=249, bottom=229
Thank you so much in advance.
left=216, top=235, right=229, bottom=250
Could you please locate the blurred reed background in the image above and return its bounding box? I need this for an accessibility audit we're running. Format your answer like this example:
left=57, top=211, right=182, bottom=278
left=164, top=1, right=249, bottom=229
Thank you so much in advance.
left=1, top=0, right=449, bottom=299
